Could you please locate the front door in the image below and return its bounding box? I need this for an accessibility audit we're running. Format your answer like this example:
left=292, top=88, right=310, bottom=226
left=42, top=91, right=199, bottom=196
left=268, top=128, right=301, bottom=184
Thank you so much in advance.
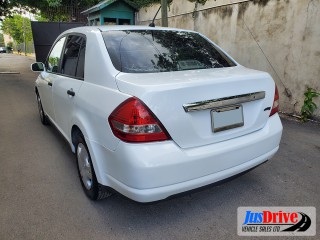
left=40, top=36, right=66, bottom=121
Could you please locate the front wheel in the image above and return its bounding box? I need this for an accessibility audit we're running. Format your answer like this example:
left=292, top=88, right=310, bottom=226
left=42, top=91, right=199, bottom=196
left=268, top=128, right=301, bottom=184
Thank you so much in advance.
left=36, top=94, right=48, bottom=125
left=76, top=135, right=112, bottom=200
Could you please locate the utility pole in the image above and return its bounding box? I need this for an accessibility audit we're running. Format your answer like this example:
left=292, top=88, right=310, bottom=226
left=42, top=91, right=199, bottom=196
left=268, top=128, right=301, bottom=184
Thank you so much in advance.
left=23, top=17, right=26, bottom=56
left=161, top=0, right=168, bottom=27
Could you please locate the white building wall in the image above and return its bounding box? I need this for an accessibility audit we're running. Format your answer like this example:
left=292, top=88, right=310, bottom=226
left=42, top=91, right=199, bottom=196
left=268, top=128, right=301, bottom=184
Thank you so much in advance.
left=3, top=34, right=13, bottom=46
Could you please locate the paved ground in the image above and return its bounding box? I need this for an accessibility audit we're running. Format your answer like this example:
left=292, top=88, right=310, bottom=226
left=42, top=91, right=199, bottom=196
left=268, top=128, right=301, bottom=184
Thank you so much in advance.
left=0, top=54, right=319, bottom=240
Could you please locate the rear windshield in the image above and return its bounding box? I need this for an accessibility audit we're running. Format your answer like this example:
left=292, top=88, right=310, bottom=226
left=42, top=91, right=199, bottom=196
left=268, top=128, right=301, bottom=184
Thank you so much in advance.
left=102, top=30, right=236, bottom=73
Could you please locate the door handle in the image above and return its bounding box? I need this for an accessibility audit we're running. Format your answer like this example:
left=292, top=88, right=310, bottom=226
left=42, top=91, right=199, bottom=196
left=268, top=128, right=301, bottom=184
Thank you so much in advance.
left=48, top=82, right=53, bottom=86
left=67, top=89, right=75, bottom=97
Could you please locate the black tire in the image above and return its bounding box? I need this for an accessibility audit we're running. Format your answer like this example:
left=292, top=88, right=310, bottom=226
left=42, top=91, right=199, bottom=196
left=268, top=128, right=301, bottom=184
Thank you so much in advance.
left=75, top=134, right=112, bottom=200
left=36, top=94, right=48, bottom=125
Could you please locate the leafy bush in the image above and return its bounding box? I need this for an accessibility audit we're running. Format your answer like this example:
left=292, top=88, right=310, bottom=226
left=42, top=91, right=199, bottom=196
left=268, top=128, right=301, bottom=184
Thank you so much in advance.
left=301, top=87, right=320, bottom=122
left=7, top=41, right=13, bottom=48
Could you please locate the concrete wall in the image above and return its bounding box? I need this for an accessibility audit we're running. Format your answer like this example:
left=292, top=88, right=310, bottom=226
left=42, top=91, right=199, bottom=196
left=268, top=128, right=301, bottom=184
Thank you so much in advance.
left=137, top=0, right=320, bottom=119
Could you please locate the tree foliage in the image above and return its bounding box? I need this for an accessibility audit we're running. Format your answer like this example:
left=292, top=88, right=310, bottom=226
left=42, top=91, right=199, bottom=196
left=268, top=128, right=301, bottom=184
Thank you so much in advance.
left=7, top=41, right=13, bottom=48
left=0, top=0, right=209, bottom=20
left=1, top=15, right=33, bottom=44
left=131, top=0, right=159, bottom=8
left=0, top=0, right=100, bottom=19
left=130, top=0, right=207, bottom=8
left=0, top=33, right=5, bottom=46
left=187, top=0, right=207, bottom=5
left=0, top=0, right=209, bottom=16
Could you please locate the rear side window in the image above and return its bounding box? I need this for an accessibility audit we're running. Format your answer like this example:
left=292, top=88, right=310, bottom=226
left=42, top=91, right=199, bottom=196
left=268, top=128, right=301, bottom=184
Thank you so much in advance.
left=61, top=35, right=86, bottom=79
left=102, top=30, right=235, bottom=73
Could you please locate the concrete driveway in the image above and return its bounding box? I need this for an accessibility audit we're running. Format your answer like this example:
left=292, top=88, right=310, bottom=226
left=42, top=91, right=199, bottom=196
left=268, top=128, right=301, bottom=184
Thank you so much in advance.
left=0, top=54, right=319, bottom=240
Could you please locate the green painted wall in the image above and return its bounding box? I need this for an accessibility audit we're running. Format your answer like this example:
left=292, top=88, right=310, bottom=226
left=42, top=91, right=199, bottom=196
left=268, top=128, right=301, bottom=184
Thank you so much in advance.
left=87, top=1, right=135, bottom=25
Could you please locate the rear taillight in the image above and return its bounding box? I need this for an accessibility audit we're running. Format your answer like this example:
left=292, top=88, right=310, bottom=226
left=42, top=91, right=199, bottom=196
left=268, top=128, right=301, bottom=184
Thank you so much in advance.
left=108, top=97, right=171, bottom=143
left=269, top=85, right=279, bottom=117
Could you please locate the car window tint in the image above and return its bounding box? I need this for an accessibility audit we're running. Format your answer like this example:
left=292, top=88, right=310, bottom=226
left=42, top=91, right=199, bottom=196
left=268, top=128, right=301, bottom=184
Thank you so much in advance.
left=102, top=30, right=236, bottom=73
left=47, top=37, right=66, bottom=73
left=61, top=35, right=83, bottom=78
left=75, top=39, right=86, bottom=79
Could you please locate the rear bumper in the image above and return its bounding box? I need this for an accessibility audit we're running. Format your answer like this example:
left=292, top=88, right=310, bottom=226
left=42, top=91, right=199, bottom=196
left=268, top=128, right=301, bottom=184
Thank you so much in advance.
left=88, top=114, right=282, bottom=202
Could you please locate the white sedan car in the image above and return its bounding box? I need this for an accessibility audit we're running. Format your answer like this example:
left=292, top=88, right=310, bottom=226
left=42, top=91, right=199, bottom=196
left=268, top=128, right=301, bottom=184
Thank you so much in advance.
left=32, top=26, right=282, bottom=202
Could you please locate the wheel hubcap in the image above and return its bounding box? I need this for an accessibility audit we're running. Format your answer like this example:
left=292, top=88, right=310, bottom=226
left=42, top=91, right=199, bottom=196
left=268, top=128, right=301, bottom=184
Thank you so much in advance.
left=77, top=143, right=93, bottom=190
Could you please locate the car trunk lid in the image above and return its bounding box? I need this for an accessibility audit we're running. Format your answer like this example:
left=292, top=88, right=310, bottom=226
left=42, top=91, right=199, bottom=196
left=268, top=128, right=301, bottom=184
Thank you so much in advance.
left=115, top=66, right=276, bottom=149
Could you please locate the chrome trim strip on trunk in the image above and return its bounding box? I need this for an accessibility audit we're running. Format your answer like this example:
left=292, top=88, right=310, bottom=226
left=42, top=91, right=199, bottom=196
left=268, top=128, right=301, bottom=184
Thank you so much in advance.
left=183, top=91, right=265, bottom=112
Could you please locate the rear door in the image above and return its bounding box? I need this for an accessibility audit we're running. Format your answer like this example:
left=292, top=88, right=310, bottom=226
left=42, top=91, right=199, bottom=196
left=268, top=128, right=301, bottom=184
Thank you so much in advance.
left=52, top=34, right=86, bottom=139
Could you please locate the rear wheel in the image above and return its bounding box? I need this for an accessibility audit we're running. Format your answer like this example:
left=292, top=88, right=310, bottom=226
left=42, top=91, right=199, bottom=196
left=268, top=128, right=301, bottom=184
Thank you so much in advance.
left=76, top=134, right=112, bottom=200
left=36, top=94, right=48, bottom=125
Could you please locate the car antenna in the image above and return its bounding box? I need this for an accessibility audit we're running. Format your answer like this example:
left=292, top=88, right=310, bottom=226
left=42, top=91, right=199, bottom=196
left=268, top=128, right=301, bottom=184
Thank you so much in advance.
left=149, top=5, right=161, bottom=27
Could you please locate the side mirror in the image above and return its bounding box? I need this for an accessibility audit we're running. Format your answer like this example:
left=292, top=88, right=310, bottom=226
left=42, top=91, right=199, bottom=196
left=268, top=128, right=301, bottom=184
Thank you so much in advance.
left=31, top=62, right=45, bottom=72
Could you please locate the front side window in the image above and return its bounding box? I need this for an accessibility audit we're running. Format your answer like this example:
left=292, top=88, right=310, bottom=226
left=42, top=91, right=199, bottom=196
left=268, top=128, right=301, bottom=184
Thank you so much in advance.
left=61, top=35, right=85, bottom=78
left=76, top=39, right=86, bottom=79
left=47, top=37, right=66, bottom=73
left=102, top=30, right=236, bottom=73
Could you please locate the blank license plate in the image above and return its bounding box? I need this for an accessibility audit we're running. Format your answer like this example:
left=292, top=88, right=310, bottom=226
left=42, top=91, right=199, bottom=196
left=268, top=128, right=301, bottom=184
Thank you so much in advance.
left=211, top=105, right=244, bottom=133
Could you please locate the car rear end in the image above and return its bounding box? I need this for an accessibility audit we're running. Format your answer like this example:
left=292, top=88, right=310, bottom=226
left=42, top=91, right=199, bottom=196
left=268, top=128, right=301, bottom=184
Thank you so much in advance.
left=92, top=27, right=283, bottom=202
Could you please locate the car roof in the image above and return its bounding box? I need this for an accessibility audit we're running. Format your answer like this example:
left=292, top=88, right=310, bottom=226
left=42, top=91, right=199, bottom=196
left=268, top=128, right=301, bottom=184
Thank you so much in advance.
left=63, top=25, right=197, bottom=35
